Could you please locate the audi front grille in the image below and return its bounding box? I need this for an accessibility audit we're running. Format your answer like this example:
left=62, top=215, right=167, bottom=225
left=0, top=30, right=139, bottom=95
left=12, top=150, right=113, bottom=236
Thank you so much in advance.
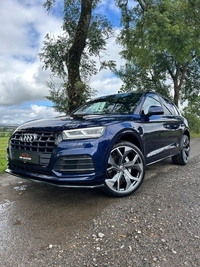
left=9, top=131, right=55, bottom=167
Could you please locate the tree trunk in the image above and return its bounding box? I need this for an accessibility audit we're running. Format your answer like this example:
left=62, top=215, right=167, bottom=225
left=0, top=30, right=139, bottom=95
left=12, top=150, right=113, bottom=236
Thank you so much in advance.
left=170, top=62, right=188, bottom=107
left=66, top=0, right=93, bottom=113
left=174, top=83, right=180, bottom=107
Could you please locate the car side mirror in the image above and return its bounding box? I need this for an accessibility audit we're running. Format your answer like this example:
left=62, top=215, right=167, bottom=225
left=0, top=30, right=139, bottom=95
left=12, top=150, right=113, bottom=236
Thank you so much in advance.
left=147, top=106, right=164, bottom=116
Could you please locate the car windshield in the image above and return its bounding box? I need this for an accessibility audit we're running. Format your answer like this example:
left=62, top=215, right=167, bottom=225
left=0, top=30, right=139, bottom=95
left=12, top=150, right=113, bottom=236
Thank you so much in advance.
left=73, top=93, right=143, bottom=115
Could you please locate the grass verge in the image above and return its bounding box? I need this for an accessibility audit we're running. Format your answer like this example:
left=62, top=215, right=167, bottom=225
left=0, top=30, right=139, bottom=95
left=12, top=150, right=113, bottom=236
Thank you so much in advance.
left=0, top=137, right=8, bottom=174
left=190, top=132, right=200, bottom=138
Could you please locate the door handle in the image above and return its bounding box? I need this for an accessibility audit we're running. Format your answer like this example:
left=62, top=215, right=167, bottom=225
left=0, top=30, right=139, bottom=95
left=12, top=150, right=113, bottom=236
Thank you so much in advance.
left=164, top=124, right=170, bottom=129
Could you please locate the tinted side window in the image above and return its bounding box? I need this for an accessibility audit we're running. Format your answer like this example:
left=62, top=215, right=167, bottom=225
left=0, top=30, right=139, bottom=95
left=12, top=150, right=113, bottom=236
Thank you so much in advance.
left=162, top=97, right=179, bottom=115
left=141, top=94, right=162, bottom=115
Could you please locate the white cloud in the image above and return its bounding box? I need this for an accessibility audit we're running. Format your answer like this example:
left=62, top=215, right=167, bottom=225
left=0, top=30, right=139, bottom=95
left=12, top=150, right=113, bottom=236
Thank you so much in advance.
left=0, top=0, right=124, bottom=125
left=0, top=104, right=61, bottom=125
left=91, top=71, right=123, bottom=96
left=0, top=0, right=62, bottom=107
left=0, top=61, right=50, bottom=105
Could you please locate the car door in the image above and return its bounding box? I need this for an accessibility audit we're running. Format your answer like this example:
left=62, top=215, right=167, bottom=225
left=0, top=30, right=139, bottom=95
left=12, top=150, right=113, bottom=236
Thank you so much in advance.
left=158, top=96, right=183, bottom=157
left=140, top=93, right=166, bottom=164
left=141, top=93, right=183, bottom=164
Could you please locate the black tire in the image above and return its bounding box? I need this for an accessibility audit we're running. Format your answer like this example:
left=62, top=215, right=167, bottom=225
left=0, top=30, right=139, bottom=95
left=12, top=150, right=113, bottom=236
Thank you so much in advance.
left=172, top=135, right=190, bottom=165
left=103, top=141, right=145, bottom=197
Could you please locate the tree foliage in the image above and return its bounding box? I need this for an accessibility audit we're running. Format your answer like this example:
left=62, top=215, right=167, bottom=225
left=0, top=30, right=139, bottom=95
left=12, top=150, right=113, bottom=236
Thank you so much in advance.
left=184, top=96, right=200, bottom=118
left=183, top=111, right=200, bottom=135
left=182, top=94, right=200, bottom=134
left=116, top=0, right=200, bottom=107
left=40, top=0, right=114, bottom=114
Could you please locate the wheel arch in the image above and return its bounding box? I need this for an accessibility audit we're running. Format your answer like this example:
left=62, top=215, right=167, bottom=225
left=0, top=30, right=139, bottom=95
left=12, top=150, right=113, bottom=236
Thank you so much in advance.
left=101, top=129, right=144, bottom=176
left=184, top=129, right=190, bottom=141
left=112, top=130, right=144, bottom=154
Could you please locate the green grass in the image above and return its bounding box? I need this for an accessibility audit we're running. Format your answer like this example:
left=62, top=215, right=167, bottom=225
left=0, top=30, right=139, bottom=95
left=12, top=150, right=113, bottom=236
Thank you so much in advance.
left=190, top=132, right=200, bottom=138
left=0, top=136, right=8, bottom=174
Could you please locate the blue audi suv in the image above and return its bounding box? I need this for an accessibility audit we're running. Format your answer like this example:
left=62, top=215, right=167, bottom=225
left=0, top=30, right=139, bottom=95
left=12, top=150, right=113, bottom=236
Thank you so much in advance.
left=6, top=92, right=190, bottom=197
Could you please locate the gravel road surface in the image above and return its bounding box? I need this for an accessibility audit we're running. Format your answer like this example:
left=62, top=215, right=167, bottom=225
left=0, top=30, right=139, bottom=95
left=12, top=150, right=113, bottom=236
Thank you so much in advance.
left=0, top=139, right=199, bottom=267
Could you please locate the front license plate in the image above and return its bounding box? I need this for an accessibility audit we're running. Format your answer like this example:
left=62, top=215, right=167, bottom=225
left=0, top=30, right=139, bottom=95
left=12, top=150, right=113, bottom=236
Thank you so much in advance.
left=13, top=151, right=39, bottom=164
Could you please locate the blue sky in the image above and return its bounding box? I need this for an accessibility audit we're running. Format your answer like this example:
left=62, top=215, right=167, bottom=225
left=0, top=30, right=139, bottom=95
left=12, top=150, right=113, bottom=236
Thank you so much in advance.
left=0, top=0, right=125, bottom=125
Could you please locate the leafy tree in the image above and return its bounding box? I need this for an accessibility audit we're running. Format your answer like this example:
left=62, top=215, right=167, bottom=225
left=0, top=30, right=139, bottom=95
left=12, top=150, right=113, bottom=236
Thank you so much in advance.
left=40, top=0, right=114, bottom=113
left=183, top=96, right=200, bottom=118
left=182, top=94, right=200, bottom=134
left=183, top=111, right=200, bottom=135
left=116, top=0, right=200, bottom=107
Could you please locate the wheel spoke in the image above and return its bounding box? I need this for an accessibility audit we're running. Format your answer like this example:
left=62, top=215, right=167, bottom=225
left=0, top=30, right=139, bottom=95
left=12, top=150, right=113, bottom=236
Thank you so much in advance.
left=108, top=155, right=120, bottom=171
left=124, top=161, right=143, bottom=173
left=123, top=172, right=132, bottom=190
left=117, top=174, right=121, bottom=191
left=184, top=146, right=190, bottom=154
left=123, top=154, right=139, bottom=168
left=183, top=152, right=187, bottom=161
left=116, top=148, right=124, bottom=166
left=105, top=171, right=122, bottom=191
left=124, top=169, right=140, bottom=183
left=184, top=138, right=190, bottom=149
left=183, top=148, right=189, bottom=160
left=183, top=138, right=190, bottom=159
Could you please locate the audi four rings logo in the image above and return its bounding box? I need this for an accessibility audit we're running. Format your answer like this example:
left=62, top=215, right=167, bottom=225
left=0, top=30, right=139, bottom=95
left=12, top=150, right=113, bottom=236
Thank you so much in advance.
left=20, top=133, right=38, bottom=143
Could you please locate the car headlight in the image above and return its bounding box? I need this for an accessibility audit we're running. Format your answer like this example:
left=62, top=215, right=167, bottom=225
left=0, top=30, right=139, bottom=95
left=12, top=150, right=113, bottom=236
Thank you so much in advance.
left=62, top=126, right=106, bottom=140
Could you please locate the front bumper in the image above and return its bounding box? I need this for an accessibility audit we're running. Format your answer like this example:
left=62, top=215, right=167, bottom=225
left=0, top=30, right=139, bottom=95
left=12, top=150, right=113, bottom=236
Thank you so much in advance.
left=6, top=137, right=110, bottom=187
left=5, top=167, right=105, bottom=188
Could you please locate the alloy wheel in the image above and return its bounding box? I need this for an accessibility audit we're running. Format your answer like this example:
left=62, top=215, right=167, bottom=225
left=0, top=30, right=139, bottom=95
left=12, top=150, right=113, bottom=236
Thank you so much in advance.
left=104, top=142, right=145, bottom=197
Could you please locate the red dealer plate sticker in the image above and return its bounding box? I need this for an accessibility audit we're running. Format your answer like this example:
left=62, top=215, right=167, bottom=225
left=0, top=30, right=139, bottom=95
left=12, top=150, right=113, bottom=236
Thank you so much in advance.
left=13, top=151, right=39, bottom=164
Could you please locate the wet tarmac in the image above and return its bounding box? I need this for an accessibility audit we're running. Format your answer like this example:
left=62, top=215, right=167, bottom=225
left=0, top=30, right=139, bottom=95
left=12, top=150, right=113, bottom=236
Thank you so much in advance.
left=0, top=176, right=116, bottom=264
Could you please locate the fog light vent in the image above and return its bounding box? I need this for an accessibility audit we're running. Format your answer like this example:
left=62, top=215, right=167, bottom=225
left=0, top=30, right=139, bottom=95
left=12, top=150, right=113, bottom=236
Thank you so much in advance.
left=54, top=155, right=94, bottom=173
